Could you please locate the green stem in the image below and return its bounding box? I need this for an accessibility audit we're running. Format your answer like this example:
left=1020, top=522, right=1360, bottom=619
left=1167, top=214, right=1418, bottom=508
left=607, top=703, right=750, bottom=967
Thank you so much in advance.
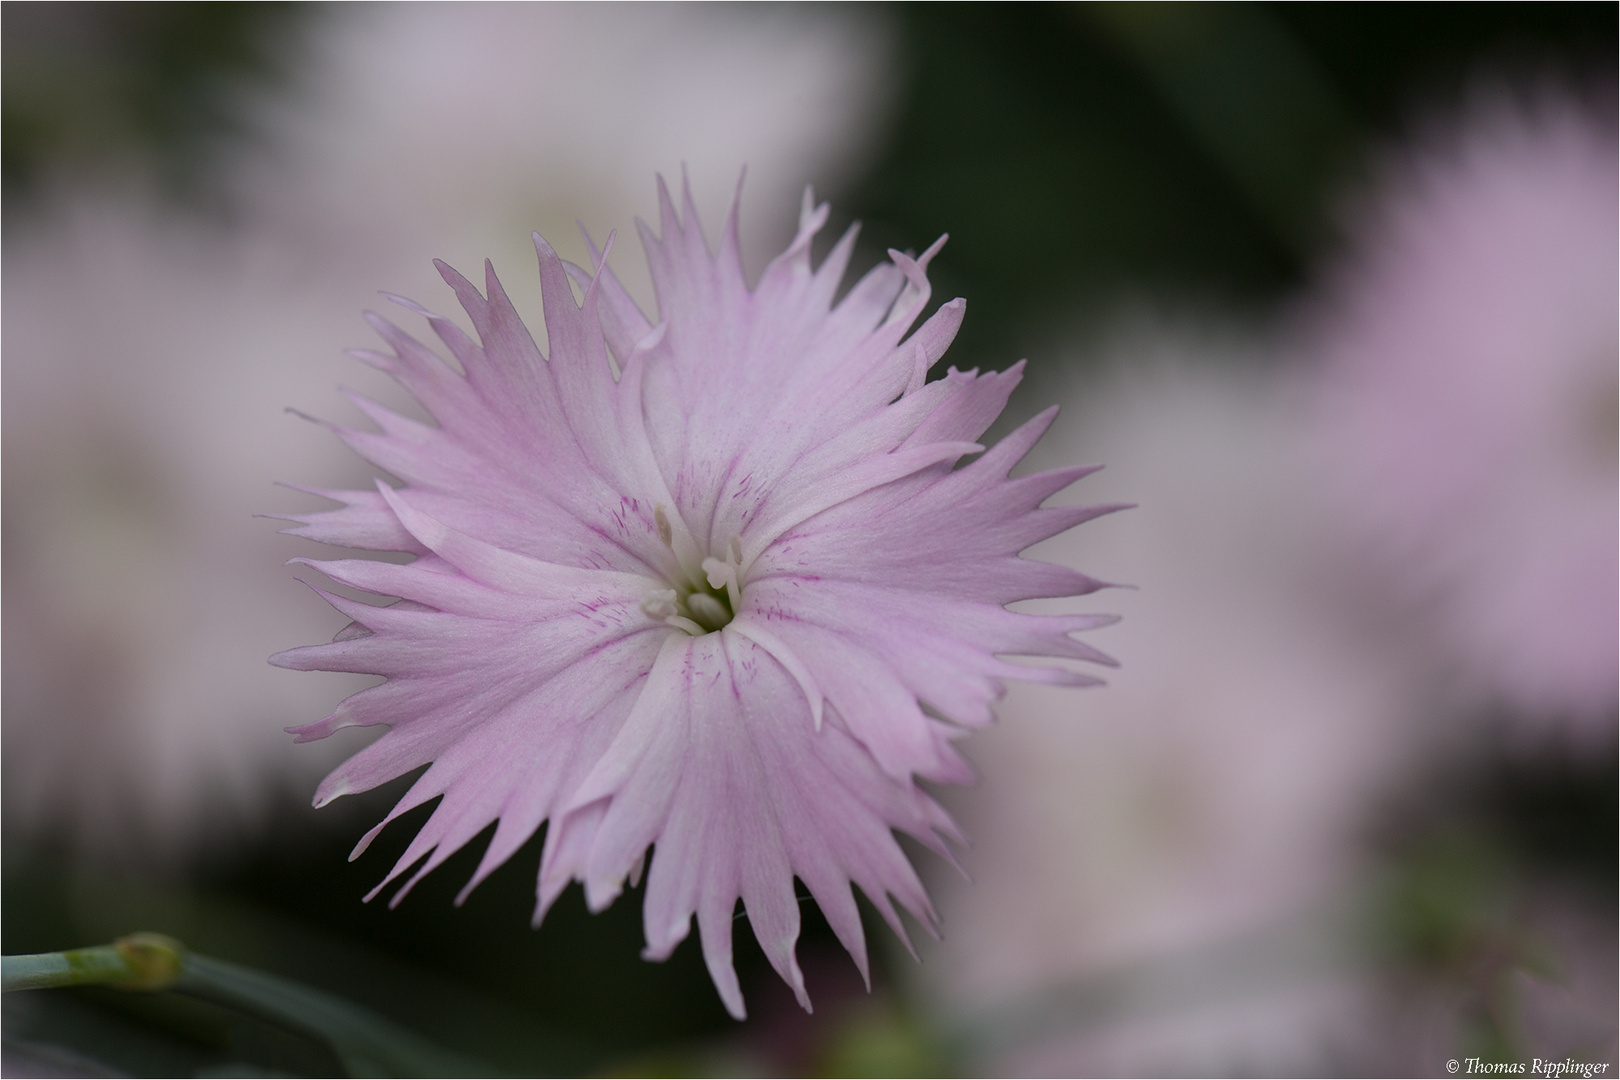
left=174, top=953, right=485, bottom=1076
left=4, top=947, right=124, bottom=992
left=2, top=934, right=490, bottom=1076
left=3, top=933, right=182, bottom=993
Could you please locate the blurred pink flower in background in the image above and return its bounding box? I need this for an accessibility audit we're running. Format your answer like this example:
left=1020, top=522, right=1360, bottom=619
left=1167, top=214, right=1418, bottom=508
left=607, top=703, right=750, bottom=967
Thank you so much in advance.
left=240, top=4, right=896, bottom=313
left=1307, top=90, right=1618, bottom=739
left=920, top=342, right=1417, bottom=1074
left=2, top=4, right=896, bottom=858
left=3, top=201, right=367, bottom=856
left=907, top=89, right=1617, bottom=1074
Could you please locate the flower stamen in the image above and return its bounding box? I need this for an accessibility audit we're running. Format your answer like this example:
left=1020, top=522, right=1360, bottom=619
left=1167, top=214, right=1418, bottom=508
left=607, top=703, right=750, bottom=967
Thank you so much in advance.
left=665, top=613, right=709, bottom=636
left=701, top=533, right=745, bottom=615
left=643, top=522, right=742, bottom=636
left=641, top=587, right=708, bottom=635
left=640, top=588, right=678, bottom=621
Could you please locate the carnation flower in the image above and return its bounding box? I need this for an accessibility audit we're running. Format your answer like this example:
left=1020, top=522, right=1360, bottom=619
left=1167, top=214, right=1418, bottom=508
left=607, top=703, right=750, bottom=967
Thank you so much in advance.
left=1307, top=90, right=1617, bottom=736
left=273, top=182, right=1119, bottom=1018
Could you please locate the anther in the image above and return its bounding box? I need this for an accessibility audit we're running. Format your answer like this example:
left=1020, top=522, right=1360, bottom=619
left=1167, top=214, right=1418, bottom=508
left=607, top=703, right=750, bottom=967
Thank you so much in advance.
left=640, top=589, right=677, bottom=621
left=654, top=505, right=673, bottom=549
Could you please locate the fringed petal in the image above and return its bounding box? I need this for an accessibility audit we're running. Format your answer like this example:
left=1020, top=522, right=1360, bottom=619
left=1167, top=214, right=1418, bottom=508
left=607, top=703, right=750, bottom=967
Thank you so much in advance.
left=272, top=181, right=1118, bottom=1021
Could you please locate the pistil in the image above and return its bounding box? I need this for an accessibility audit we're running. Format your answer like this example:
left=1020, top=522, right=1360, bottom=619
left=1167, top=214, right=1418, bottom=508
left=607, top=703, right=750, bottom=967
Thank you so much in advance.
left=641, top=506, right=742, bottom=636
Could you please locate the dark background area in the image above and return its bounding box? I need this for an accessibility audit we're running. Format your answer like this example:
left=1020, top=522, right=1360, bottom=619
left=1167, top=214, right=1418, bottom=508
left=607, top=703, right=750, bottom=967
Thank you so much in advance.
left=846, top=4, right=1616, bottom=380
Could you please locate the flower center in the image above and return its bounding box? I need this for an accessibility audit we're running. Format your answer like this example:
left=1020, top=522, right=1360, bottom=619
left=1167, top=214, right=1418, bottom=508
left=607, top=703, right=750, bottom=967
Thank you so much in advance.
left=639, top=506, right=744, bottom=636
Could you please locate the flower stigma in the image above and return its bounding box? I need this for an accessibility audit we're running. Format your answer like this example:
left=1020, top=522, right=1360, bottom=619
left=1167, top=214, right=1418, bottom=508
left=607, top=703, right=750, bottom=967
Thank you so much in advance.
left=640, top=506, right=742, bottom=636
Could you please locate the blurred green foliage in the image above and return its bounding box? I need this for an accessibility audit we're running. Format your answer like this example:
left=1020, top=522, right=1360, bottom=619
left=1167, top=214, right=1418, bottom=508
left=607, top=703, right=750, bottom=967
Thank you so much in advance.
left=847, top=2, right=1616, bottom=373
left=1366, top=739, right=1618, bottom=1067
left=2, top=2, right=302, bottom=206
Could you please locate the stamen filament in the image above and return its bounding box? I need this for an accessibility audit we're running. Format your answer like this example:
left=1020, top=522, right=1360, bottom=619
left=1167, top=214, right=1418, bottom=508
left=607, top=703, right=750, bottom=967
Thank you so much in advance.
left=665, top=615, right=707, bottom=636
left=701, top=533, right=746, bottom=615
left=724, top=535, right=744, bottom=612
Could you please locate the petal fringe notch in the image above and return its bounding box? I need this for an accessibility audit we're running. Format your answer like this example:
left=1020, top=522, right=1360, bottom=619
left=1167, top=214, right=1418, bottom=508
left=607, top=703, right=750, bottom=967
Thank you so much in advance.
left=271, top=177, right=1123, bottom=1020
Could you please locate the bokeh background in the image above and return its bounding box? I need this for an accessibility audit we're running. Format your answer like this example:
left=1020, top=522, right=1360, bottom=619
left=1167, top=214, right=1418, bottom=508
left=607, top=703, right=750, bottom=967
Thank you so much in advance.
left=3, top=3, right=1614, bottom=1076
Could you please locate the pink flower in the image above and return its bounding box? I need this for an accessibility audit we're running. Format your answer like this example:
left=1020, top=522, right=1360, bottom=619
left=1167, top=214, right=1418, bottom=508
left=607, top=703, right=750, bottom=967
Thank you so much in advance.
left=273, top=181, right=1119, bottom=1018
left=1309, top=92, right=1618, bottom=735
